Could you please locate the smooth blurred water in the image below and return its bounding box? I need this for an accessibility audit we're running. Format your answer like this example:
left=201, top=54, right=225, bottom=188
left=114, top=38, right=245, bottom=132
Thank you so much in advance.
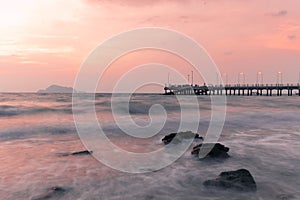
left=0, top=93, right=299, bottom=199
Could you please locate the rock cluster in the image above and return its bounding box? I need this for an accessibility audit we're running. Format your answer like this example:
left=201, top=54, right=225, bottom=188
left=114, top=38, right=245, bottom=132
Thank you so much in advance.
left=161, top=132, right=257, bottom=193
left=162, top=131, right=203, bottom=145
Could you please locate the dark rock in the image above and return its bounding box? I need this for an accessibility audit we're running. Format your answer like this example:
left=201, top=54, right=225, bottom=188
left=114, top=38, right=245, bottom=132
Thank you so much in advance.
left=203, top=169, right=257, bottom=191
left=71, top=150, right=93, bottom=156
left=191, top=143, right=229, bottom=158
left=194, top=134, right=203, bottom=140
left=162, top=133, right=177, bottom=144
left=162, top=131, right=202, bottom=145
left=32, top=186, right=68, bottom=200
left=56, top=150, right=92, bottom=157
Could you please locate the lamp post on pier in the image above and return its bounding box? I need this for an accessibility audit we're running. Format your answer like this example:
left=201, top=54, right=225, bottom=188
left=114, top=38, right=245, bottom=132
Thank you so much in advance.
left=238, top=72, right=245, bottom=85
left=240, top=72, right=245, bottom=85
left=257, top=71, right=263, bottom=85
left=223, top=73, right=228, bottom=86
left=277, top=71, right=283, bottom=85
left=191, top=70, right=193, bottom=86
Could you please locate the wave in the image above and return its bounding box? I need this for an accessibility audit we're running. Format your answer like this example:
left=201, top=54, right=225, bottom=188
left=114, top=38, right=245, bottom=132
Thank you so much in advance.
left=0, top=124, right=76, bottom=141
left=0, top=105, right=73, bottom=117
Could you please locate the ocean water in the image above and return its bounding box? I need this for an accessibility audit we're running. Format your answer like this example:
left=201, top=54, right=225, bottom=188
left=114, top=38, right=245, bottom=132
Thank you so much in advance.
left=0, top=93, right=299, bottom=200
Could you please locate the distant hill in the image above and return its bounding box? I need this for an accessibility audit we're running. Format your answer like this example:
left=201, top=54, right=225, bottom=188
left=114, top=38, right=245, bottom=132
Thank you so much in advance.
left=37, top=84, right=77, bottom=93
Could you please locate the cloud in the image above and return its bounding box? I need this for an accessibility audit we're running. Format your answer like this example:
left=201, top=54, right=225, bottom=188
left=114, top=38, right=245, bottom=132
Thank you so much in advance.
left=0, top=43, right=74, bottom=57
left=179, top=15, right=189, bottom=23
left=26, top=34, right=79, bottom=40
left=287, top=35, right=296, bottom=40
left=18, top=60, right=48, bottom=65
left=139, top=16, right=160, bottom=24
left=224, top=51, right=233, bottom=56
left=267, top=10, right=288, bottom=17
left=84, top=0, right=192, bottom=7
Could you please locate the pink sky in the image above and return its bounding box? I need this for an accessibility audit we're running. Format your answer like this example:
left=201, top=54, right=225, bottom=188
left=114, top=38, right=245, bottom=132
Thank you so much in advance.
left=0, top=0, right=300, bottom=92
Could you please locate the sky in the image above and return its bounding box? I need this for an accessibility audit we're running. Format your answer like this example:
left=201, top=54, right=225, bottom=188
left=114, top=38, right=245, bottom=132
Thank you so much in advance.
left=0, top=0, right=300, bottom=92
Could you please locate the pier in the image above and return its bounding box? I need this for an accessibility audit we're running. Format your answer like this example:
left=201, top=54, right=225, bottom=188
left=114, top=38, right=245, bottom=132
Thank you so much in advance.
left=164, top=84, right=300, bottom=96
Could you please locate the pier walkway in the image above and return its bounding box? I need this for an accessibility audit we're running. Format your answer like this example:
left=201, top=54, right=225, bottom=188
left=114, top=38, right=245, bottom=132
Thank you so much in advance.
left=164, top=84, right=300, bottom=96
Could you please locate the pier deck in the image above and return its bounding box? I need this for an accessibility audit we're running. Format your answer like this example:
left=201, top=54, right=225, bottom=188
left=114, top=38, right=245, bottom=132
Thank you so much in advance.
left=164, top=84, right=300, bottom=96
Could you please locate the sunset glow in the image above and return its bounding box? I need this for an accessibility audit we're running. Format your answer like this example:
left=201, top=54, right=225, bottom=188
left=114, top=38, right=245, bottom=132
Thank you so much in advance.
left=0, top=0, right=300, bottom=92
left=0, top=1, right=33, bottom=27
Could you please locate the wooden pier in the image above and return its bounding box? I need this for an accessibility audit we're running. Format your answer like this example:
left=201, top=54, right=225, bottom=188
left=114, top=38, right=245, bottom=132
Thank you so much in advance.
left=164, top=84, right=300, bottom=96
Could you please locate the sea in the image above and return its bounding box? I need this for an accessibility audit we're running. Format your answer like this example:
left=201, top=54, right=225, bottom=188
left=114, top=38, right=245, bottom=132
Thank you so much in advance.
left=0, top=93, right=299, bottom=200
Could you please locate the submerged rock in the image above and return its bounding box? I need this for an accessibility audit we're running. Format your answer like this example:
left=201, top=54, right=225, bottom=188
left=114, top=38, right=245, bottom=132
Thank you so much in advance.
left=191, top=143, right=229, bottom=158
left=162, top=132, right=203, bottom=145
left=203, top=169, right=257, bottom=191
left=32, top=186, right=68, bottom=200
left=276, top=193, right=295, bottom=200
left=56, top=150, right=93, bottom=157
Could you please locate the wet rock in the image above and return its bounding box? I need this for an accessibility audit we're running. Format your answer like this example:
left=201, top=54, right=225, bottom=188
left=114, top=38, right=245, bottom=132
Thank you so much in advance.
left=32, top=186, right=68, bottom=200
left=162, top=133, right=176, bottom=144
left=56, top=150, right=93, bottom=157
left=203, top=169, right=257, bottom=192
left=71, top=150, right=93, bottom=156
left=194, top=134, right=203, bottom=139
left=162, top=131, right=203, bottom=145
left=191, top=143, right=229, bottom=158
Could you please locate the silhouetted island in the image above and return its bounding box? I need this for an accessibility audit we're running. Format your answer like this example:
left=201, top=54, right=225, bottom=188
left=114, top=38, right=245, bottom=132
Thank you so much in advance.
left=37, top=84, right=76, bottom=93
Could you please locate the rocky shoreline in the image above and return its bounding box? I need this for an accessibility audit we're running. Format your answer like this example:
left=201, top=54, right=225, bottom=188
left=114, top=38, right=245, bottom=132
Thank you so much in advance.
left=162, top=132, right=257, bottom=192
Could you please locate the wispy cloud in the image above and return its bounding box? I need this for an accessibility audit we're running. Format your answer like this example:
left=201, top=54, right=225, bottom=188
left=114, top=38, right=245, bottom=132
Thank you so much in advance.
left=26, top=34, right=79, bottom=40
left=85, top=0, right=193, bottom=7
left=267, top=10, right=288, bottom=17
left=17, top=60, right=48, bottom=65
left=287, top=35, right=296, bottom=40
left=0, top=44, right=74, bottom=57
left=256, top=22, right=300, bottom=52
left=224, top=51, right=233, bottom=56
left=179, top=15, right=189, bottom=23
